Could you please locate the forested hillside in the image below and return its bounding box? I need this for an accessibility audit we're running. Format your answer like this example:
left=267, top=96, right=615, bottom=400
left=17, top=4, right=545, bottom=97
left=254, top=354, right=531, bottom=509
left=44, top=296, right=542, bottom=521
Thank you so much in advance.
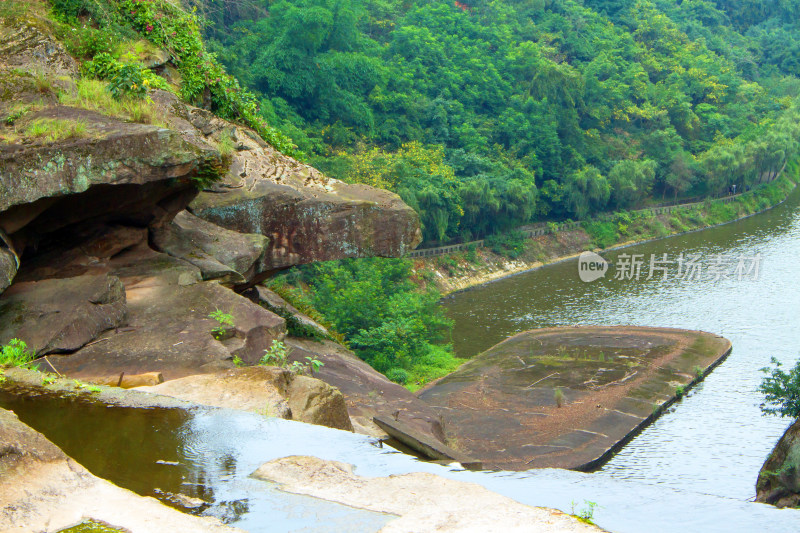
left=199, top=0, right=800, bottom=243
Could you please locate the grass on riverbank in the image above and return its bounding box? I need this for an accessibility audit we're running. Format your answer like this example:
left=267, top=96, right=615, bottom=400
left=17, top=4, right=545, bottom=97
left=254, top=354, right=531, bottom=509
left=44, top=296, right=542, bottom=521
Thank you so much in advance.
left=583, top=168, right=799, bottom=250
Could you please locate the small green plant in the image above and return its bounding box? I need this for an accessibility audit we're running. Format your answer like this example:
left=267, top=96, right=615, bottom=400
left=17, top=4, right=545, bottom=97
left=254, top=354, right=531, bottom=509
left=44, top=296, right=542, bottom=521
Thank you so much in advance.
left=652, top=402, right=660, bottom=415
left=0, top=368, right=5, bottom=385
left=554, top=387, right=565, bottom=408
left=88, top=385, right=102, bottom=393
left=570, top=500, right=599, bottom=524
left=693, top=365, right=704, bottom=378
left=4, top=103, right=30, bottom=125
left=675, top=385, right=685, bottom=398
left=260, top=340, right=323, bottom=375
left=1, top=339, right=35, bottom=367
left=41, top=374, right=56, bottom=385
left=305, top=356, right=324, bottom=374
left=209, top=309, right=235, bottom=339
left=260, top=340, right=291, bottom=367
left=232, top=355, right=244, bottom=367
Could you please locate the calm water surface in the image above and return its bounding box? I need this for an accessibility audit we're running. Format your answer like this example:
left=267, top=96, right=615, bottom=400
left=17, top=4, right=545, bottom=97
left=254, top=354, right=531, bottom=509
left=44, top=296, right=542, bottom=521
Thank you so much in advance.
left=443, top=187, right=800, bottom=500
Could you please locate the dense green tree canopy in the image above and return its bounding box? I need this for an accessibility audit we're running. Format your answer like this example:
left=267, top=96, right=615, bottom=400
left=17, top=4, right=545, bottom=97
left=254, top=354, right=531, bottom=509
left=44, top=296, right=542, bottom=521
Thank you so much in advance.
left=202, top=0, right=800, bottom=243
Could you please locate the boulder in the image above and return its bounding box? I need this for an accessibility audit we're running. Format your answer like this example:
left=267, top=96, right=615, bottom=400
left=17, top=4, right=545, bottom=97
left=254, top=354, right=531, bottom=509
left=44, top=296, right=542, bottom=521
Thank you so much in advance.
left=286, top=338, right=445, bottom=441
left=0, top=408, right=238, bottom=533
left=150, top=91, right=422, bottom=274
left=757, top=418, right=800, bottom=507
left=135, top=366, right=353, bottom=431
left=0, top=15, right=79, bottom=78
left=0, top=273, right=127, bottom=355
left=0, top=246, right=16, bottom=294
left=151, top=210, right=268, bottom=285
left=287, top=374, right=353, bottom=430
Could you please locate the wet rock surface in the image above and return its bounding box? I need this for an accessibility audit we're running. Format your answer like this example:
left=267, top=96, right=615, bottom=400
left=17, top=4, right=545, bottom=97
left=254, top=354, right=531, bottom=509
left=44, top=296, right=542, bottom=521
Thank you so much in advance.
left=252, top=455, right=600, bottom=532
left=757, top=418, right=800, bottom=507
left=419, top=326, right=732, bottom=470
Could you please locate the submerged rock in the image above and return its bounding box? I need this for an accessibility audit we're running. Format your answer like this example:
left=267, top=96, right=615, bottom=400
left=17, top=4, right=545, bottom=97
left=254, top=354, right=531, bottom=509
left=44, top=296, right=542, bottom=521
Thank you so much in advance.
left=757, top=418, right=800, bottom=507
left=252, top=455, right=600, bottom=532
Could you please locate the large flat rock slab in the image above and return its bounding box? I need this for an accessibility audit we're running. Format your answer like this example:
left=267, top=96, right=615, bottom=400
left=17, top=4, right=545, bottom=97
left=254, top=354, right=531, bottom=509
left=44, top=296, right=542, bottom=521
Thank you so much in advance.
left=419, top=326, right=732, bottom=471
left=48, top=243, right=285, bottom=380
left=252, top=456, right=599, bottom=532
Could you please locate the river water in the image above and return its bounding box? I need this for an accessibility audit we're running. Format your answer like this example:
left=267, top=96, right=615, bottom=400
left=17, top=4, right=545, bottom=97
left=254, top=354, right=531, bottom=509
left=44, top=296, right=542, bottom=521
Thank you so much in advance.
left=443, top=186, right=800, bottom=501
left=5, top=191, right=800, bottom=532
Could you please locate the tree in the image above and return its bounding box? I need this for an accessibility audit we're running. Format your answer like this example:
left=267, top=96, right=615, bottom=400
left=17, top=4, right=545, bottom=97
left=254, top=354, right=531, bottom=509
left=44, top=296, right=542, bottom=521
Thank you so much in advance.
left=563, top=166, right=611, bottom=218
left=608, top=159, right=657, bottom=208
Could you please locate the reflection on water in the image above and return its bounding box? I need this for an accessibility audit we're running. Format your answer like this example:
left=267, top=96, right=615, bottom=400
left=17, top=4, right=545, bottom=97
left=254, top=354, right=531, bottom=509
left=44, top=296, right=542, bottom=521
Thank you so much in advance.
left=443, top=188, right=800, bottom=500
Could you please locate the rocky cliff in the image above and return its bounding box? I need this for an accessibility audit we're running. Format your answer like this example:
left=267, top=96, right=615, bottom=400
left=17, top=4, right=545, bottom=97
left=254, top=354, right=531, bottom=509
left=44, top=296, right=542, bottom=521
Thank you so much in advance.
left=0, top=1, right=421, bottom=429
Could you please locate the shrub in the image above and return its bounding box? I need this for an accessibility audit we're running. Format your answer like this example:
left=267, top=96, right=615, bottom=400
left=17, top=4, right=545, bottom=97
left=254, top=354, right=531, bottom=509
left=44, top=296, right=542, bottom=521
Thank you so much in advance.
left=386, top=368, right=409, bottom=385
left=484, top=230, right=526, bottom=259
left=583, top=220, right=618, bottom=249
left=759, top=357, right=800, bottom=417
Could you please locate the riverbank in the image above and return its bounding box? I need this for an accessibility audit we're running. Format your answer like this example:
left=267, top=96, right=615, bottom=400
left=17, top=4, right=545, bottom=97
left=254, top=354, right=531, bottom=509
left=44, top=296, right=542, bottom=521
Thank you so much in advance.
left=419, top=168, right=799, bottom=296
